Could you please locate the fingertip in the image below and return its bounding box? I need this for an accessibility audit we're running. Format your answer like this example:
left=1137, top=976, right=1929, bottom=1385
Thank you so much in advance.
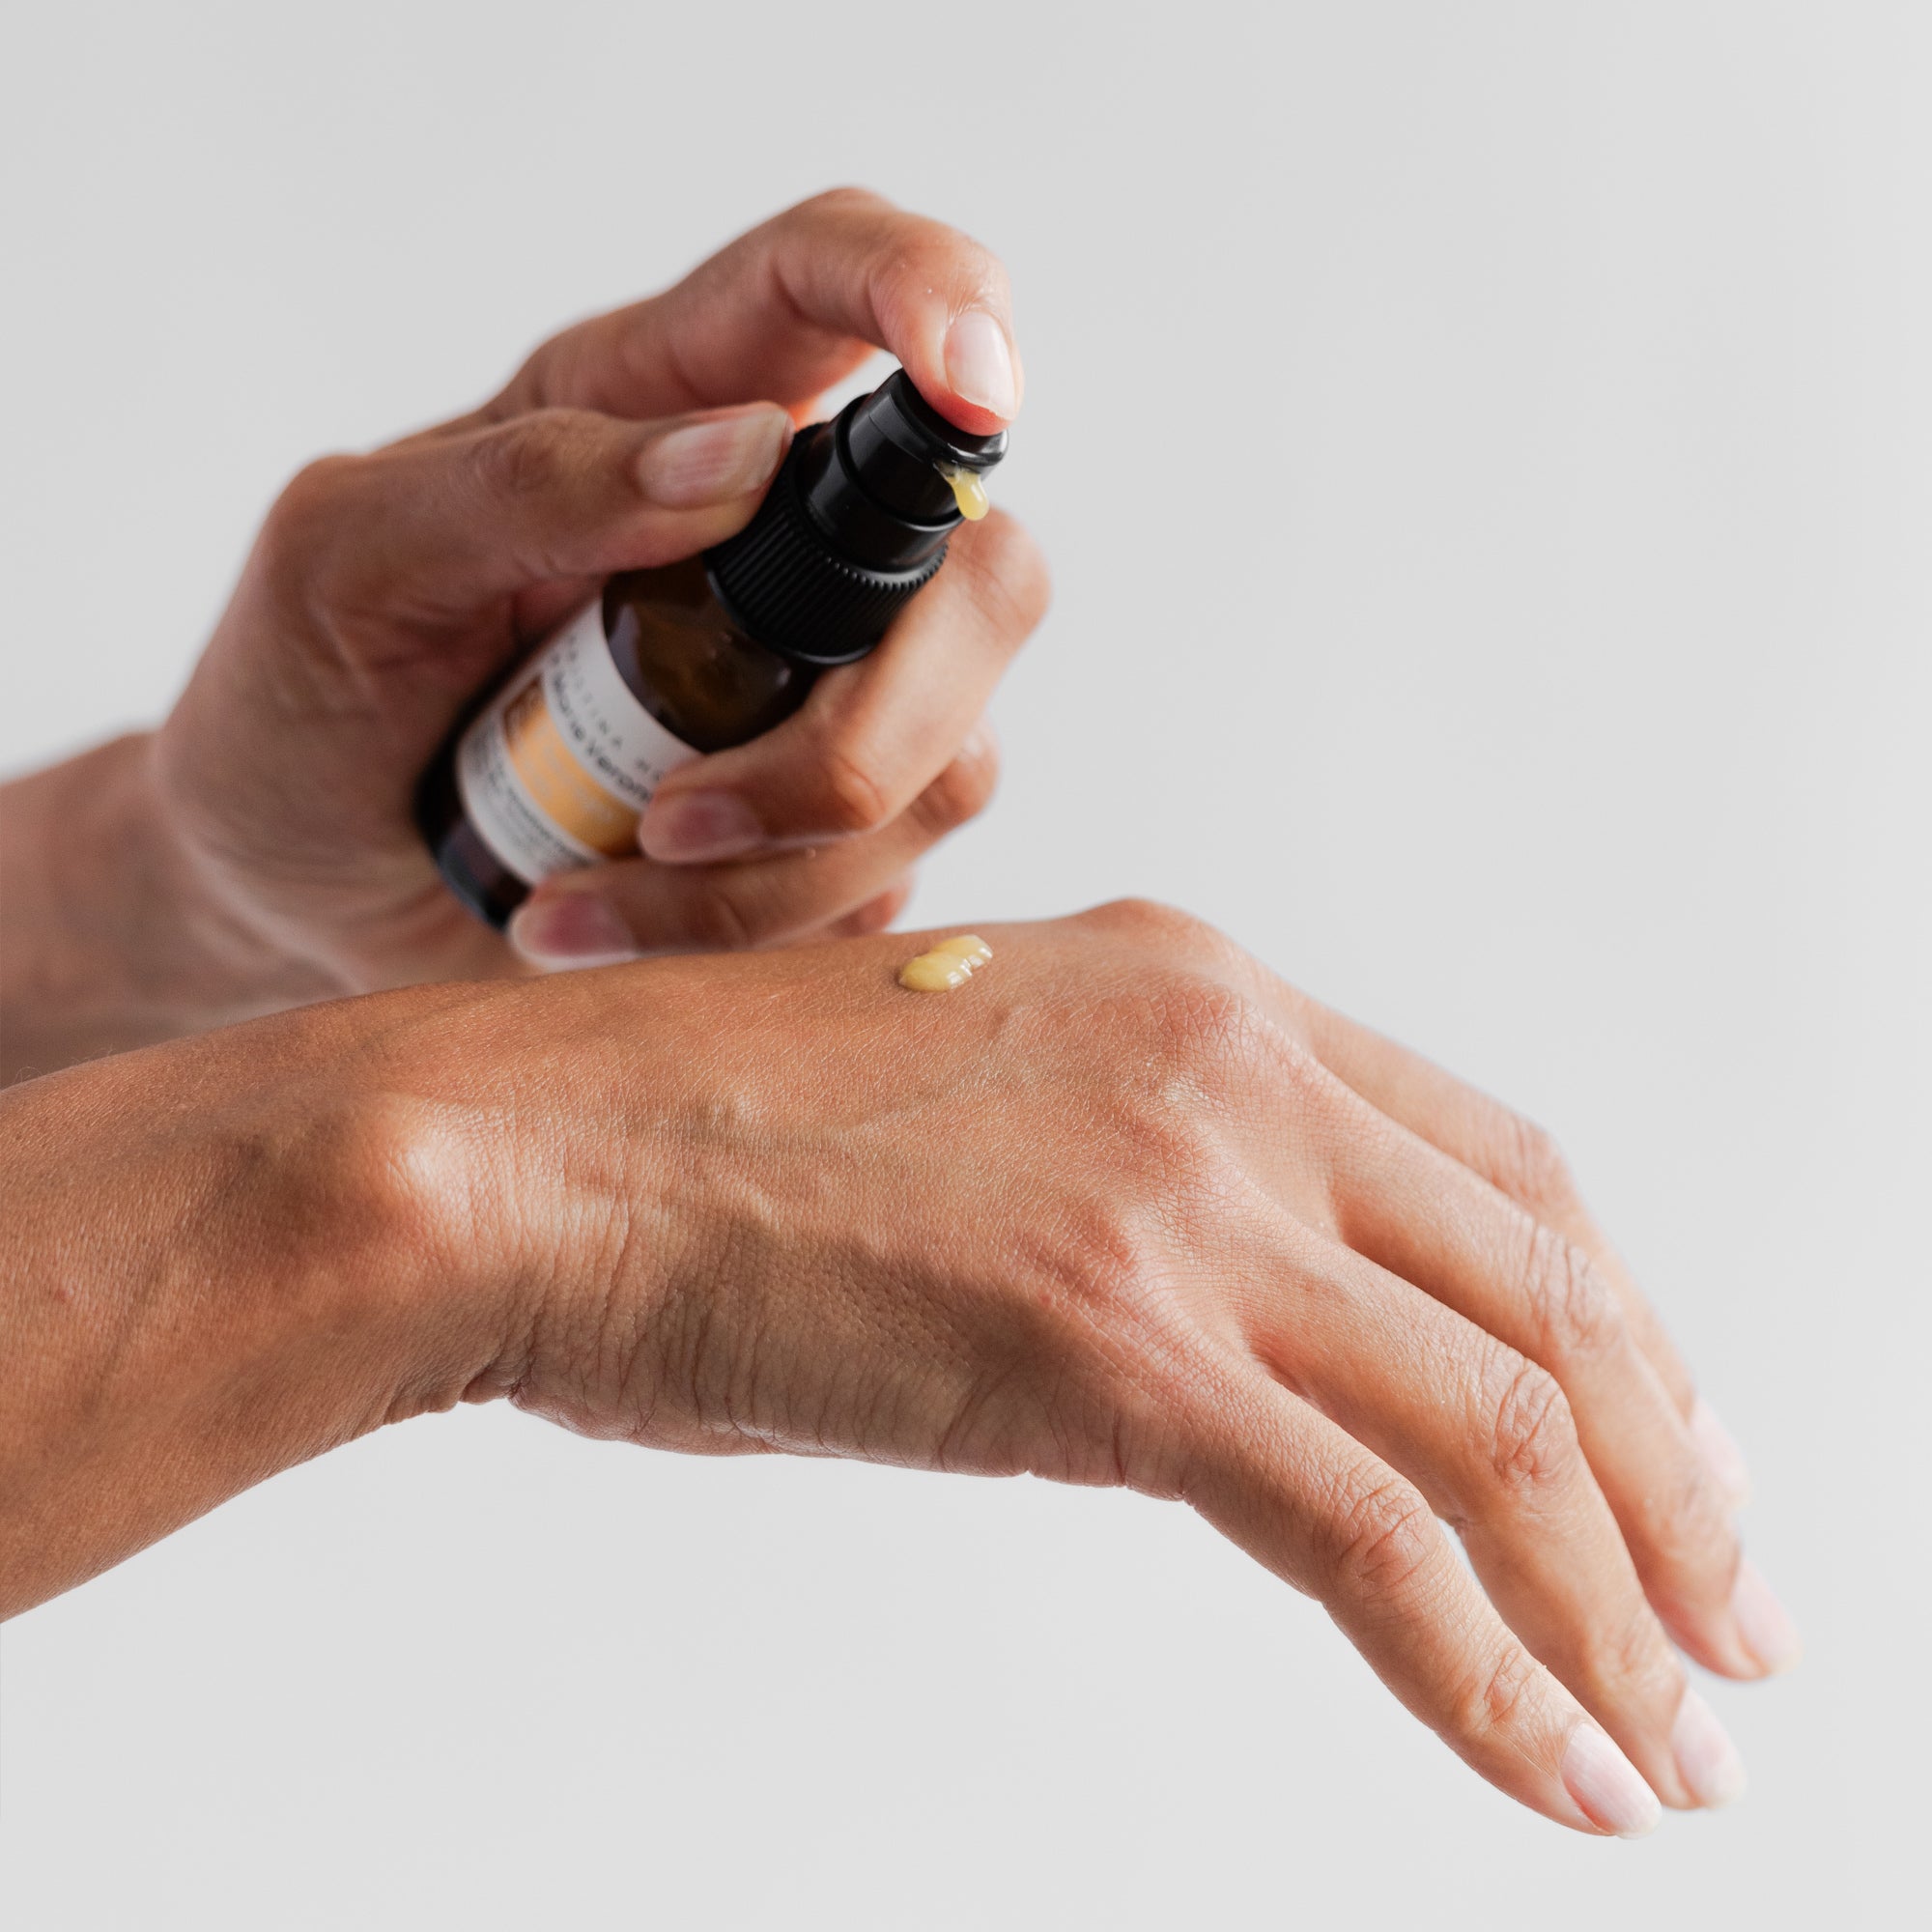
left=637, top=789, right=766, bottom=865
left=1561, top=1722, right=1663, bottom=1838
left=1671, top=1687, right=1747, bottom=1809
left=507, top=891, right=639, bottom=970
left=635, top=404, right=792, bottom=509
left=1729, top=1558, right=1803, bottom=1676
left=1663, top=1551, right=1803, bottom=1684
left=939, top=308, right=1022, bottom=426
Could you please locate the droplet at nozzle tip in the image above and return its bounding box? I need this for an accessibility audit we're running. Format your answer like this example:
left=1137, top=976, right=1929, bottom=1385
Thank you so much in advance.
left=938, top=465, right=991, bottom=522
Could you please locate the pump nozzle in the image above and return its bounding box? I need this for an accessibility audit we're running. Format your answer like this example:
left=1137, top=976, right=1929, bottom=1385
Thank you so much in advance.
left=703, top=366, right=1009, bottom=668
left=839, top=368, right=1007, bottom=526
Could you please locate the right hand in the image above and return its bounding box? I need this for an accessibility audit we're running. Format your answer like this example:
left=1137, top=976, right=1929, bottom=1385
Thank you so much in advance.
left=144, top=190, right=1043, bottom=999
left=401, top=899, right=1793, bottom=1834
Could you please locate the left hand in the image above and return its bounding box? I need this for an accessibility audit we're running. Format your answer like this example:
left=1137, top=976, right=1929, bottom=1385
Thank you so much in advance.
left=0, top=902, right=1788, bottom=1831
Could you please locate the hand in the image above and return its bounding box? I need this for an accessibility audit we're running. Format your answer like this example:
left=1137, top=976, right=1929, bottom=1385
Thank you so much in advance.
left=402, top=900, right=1789, bottom=1834
left=4, top=903, right=1790, bottom=1827
left=147, top=188, right=1045, bottom=996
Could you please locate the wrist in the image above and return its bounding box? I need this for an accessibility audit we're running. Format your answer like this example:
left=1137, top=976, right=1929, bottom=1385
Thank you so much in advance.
left=1, top=733, right=342, bottom=1076
left=368, top=968, right=701, bottom=1437
left=0, top=984, right=528, bottom=1614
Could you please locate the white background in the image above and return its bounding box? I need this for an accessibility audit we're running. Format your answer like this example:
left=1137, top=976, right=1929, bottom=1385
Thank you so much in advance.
left=3, top=3, right=1927, bottom=1925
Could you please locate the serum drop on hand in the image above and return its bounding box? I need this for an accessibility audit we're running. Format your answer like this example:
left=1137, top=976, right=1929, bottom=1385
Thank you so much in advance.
left=415, top=370, right=1008, bottom=930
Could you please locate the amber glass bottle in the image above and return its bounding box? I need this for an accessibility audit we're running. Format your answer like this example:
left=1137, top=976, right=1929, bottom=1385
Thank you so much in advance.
left=416, top=369, right=1007, bottom=930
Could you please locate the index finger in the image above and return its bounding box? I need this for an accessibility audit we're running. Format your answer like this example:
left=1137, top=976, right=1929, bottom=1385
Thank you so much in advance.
left=487, top=188, right=1021, bottom=435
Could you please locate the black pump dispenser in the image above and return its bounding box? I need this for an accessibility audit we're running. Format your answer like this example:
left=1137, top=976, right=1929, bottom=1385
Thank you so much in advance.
left=415, top=363, right=1009, bottom=934
left=704, top=369, right=1007, bottom=668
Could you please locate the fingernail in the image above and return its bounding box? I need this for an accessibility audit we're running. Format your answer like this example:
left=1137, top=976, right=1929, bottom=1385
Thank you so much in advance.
left=1561, top=1723, right=1662, bottom=1838
left=1730, top=1558, right=1803, bottom=1675
left=1690, top=1398, right=1753, bottom=1508
left=637, top=407, right=790, bottom=509
left=638, top=790, right=765, bottom=864
left=507, top=894, right=638, bottom=968
left=1671, top=1688, right=1747, bottom=1808
left=943, top=309, right=1019, bottom=418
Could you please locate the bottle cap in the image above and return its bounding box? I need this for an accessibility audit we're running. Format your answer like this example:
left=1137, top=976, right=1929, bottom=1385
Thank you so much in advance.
left=704, top=368, right=1009, bottom=668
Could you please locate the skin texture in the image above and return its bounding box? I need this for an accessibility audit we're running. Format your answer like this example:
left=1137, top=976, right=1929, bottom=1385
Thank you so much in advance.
left=1, top=907, right=1792, bottom=1833
left=0, top=192, right=1793, bottom=1836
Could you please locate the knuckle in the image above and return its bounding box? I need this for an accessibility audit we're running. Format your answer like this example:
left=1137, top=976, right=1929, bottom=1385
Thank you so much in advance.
left=1479, top=1346, right=1580, bottom=1498
left=1124, top=1108, right=1244, bottom=1221
left=1496, top=1112, right=1579, bottom=1218
left=1028, top=1175, right=1221, bottom=1376
left=1144, top=980, right=1273, bottom=1091
left=1083, top=896, right=1228, bottom=958
left=1453, top=1643, right=1545, bottom=1746
left=256, top=454, right=357, bottom=588
left=470, top=411, right=578, bottom=502
left=790, top=185, right=990, bottom=269
left=813, top=740, right=894, bottom=837
left=915, top=741, right=1000, bottom=835
left=792, top=184, right=891, bottom=223
left=1642, top=1454, right=1735, bottom=1574
left=1067, top=914, right=1285, bottom=1100
left=680, top=883, right=761, bottom=953
left=1584, top=1599, right=1681, bottom=1709
left=1521, top=1223, right=1624, bottom=1369
left=1323, top=1473, right=1441, bottom=1606
left=270, top=453, right=356, bottom=527
left=814, top=189, right=1011, bottom=320
left=1032, top=1194, right=1178, bottom=1333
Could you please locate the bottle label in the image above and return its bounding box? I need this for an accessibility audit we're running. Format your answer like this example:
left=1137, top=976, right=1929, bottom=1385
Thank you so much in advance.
left=454, top=598, right=700, bottom=886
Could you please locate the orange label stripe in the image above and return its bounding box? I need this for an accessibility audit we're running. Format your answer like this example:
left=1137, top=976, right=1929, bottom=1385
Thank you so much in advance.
left=501, top=682, right=638, bottom=858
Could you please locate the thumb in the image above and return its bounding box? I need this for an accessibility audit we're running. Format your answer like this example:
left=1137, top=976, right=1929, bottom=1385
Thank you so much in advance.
left=293, top=402, right=793, bottom=607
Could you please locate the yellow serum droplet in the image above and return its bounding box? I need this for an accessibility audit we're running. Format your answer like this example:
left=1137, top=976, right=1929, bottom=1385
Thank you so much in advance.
left=938, top=465, right=991, bottom=522
left=896, top=933, right=994, bottom=992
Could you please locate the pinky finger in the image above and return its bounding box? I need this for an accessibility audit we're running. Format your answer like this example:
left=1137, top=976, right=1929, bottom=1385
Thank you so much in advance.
left=1178, top=1367, right=1662, bottom=1837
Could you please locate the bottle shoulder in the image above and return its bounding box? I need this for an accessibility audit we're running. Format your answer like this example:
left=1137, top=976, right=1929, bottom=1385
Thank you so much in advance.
left=602, top=560, right=814, bottom=753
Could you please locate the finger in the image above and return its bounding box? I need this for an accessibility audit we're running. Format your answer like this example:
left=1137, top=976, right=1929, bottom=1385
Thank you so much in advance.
left=506, top=738, right=994, bottom=965
left=280, top=405, right=792, bottom=625
left=1301, top=1078, right=1800, bottom=1680
left=486, top=188, right=1021, bottom=436
left=1177, top=1362, right=1662, bottom=1836
left=1291, top=1002, right=1705, bottom=1427
left=635, top=512, right=1047, bottom=864
left=1227, top=1201, right=1740, bottom=1808
left=810, top=877, right=917, bottom=941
